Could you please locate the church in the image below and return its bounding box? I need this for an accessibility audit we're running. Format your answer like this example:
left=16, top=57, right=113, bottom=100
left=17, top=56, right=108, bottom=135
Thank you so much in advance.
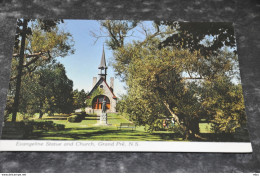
left=85, top=47, right=117, bottom=114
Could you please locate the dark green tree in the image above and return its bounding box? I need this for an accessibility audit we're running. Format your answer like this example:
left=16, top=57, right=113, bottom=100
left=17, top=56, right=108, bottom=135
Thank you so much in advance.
left=18, top=63, right=74, bottom=119
left=73, top=89, right=88, bottom=110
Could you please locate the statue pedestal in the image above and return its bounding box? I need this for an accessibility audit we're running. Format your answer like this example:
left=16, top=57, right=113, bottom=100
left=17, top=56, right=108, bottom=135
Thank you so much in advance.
left=100, top=113, right=107, bottom=125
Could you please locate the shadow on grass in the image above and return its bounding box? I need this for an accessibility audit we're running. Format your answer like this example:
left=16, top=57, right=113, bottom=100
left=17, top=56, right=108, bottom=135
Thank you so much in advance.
left=83, top=117, right=99, bottom=121
left=27, top=125, right=248, bottom=142
left=42, top=114, right=70, bottom=120
left=46, top=114, right=70, bottom=117
left=198, top=133, right=250, bottom=142
left=29, top=127, right=178, bottom=141
left=153, top=132, right=184, bottom=141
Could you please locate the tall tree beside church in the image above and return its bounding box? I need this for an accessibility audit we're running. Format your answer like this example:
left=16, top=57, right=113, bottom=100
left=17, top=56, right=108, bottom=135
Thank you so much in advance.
left=113, top=40, right=203, bottom=137
left=94, top=20, right=245, bottom=139
left=11, top=19, right=74, bottom=121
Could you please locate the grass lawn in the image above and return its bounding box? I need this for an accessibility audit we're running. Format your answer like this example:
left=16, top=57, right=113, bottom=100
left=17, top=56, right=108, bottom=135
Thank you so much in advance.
left=27, top=113, right=184, bottom=141
left=8, top=113, right=214, bottom=141
left=199, top=123, right=213, bottom=133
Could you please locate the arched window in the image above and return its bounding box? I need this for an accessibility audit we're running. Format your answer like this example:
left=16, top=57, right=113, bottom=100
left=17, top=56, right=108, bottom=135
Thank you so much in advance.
left=92, top=95, right=110, bottom=110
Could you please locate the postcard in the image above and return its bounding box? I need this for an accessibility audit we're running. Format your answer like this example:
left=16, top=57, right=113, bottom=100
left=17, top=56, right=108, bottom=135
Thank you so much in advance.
left=0, top=19, right=252, bottom=152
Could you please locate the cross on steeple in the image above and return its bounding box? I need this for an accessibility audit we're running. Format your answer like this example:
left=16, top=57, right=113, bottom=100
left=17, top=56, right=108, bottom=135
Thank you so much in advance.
left=98, top=45, right=107, bottom=80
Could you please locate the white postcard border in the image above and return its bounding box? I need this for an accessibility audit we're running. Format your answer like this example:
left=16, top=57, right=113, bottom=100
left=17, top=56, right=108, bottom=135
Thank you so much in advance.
left=0, top=140, right=252, bottom=153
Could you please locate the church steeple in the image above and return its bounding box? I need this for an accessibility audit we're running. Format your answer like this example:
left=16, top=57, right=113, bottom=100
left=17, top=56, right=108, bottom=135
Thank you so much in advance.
left=98, top=46, right=107, bottom=80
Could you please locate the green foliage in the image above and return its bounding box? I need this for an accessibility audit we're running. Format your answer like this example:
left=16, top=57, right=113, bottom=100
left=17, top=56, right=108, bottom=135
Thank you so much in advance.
left=113, top=42, right=201, bottom=136
left=169, top=124, right=186, bottom=137
left=29, top=23, right=74, bottom=58
left=153, top=119, right=166, bottom=131
left=67, top=115, right=79, bottom=123
left=67, top=111, right=86, bottom=123
left=14, top=62, right=74, bottom=118
left=152, top=119, right=184, bottom=136
left=11, top=19, right=75, bottom=83
left=78, top=111, right=87, bottom=117
left=115, top=95, right=129, bottom=114
left=4, top=98, right=14, bottom=122
left=73, top=89, right=88, bottom=110
left=67, top=113, right=85, bottom=123
left=96, top=21, right=246, bottom=139
left=199, top=77, right=247, bottom=133
left=85, top=87, right=104, bottom=107
left=10, top=19, right=75, bottom=121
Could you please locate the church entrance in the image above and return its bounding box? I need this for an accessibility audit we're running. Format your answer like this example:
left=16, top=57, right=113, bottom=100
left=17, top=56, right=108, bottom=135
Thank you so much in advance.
left=92, top=95, right=110, bottom=110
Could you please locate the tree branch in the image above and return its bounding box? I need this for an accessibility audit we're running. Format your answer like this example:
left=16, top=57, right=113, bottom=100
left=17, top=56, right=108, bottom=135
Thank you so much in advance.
left=13, top=52, right=43, bottom=58
left=162, top=101, right=180, bottom=124
left=182, top=76, right=204, bottom=80
left=10, top=51, right=52, bottom=81
left=139, top=25, right=161, bottom=46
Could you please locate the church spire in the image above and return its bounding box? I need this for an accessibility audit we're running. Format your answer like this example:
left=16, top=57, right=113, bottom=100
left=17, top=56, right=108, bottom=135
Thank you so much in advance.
left=98, top=45, right=107, bottom=80
left=98, top=45, right=107, bottom=69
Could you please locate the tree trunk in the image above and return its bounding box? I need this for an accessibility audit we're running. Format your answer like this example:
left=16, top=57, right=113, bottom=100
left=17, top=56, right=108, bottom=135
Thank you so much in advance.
left=162, top=101, right=180, bottom=124
left=162, top=101, right=203, bottom=140
left=39, top=101, right=43, bottom=119
left=183, top=117, right=201, bottom=140
left=39, top=111, right=43, bottom=119
left=12, top=19, right=28, bottom=122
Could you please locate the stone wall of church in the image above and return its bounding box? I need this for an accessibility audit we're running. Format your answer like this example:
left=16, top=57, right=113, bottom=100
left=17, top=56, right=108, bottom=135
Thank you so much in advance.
left=86, top=79, right=117, bottom=115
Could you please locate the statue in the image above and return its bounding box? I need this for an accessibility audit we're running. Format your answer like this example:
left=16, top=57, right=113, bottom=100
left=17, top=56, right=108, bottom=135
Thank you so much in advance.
left=100, top=96, right=107, bottom=125
left=102, top=98, right=106, bottom=113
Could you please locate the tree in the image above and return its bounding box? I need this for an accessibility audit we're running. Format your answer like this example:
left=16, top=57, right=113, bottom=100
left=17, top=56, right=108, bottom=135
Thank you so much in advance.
left=93, top=20, right=245, bottom=139
left=73, top=89, right=88, bottom=110
left=18, top=62, right=74, bottom=119
left=198, top=76, right=247, bottom=133
left=113, top=41, right=202, bottom=137
left=10, top=19, right=74, bottom=121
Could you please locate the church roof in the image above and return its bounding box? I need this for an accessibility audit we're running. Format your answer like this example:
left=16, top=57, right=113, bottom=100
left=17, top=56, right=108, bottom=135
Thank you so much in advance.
left=87, top=77, right=117, bottom=99
left=98, top=46, right=107, bottom=69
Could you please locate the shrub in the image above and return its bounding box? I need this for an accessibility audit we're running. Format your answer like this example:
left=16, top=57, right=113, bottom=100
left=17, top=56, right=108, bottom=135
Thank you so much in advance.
left=78, top=111, right=86, bottom=118
left=68, top=114, right=83, bottom=123
left=68, top=115, right=79, bottom=122
left=68, top=111, right=87, bottom=122
left=1, top=122, right=31, bottom=139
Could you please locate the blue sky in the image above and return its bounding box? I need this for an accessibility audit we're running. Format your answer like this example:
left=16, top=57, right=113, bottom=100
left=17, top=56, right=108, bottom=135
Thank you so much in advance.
left=56, top=20, right=155, bottom=98
left=55, top=20, right=240, bottom=97
left=56, top=20, right=127, bottom=97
